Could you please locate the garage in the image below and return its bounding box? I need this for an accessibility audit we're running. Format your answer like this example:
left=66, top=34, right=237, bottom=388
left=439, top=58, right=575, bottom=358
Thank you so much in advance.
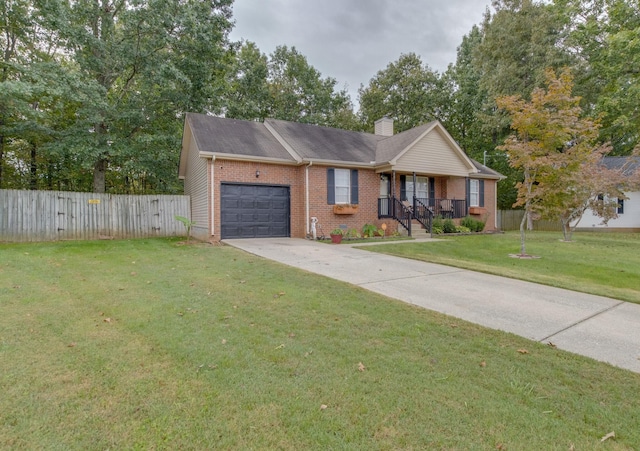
left=220, top=183, right=290, bottom=239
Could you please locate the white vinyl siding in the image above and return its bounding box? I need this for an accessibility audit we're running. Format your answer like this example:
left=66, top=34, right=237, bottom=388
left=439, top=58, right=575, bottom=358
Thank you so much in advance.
left=581, top=191, right=639, bottom=229
left=395, top=128, right=471, bottom=176
left=183, top=126, right=210, bottom=235
left=334, top=168, right=351, bottom=204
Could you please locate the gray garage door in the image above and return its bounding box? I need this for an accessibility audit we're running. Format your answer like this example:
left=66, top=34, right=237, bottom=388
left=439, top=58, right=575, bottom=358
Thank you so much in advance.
left=220, top=183, right=290, bottom=239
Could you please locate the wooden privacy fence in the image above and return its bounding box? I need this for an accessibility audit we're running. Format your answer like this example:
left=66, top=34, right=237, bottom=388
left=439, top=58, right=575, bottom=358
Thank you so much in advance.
left=0, top=189, right=190, bottom=242
left=498, top=210, right=562, bottom=232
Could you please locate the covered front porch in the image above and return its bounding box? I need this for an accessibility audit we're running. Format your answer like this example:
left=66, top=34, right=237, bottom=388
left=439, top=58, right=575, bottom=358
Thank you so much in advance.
left=376, top=171, right=468, bottom=236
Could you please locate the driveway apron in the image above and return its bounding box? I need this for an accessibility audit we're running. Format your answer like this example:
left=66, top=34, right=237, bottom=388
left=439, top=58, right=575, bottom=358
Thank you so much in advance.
left=223, top=238, right=640, bottom=373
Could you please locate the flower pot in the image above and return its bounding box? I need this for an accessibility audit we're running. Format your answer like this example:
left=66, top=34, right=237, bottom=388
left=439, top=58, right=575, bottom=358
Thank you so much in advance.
left=333, top=205, right=358, bottom=215
left=330, top=234, right=343, bottom=244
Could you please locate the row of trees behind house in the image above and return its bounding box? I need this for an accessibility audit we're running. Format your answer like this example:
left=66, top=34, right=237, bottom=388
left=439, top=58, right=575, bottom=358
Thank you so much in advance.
left=2, top=0, right=640, bottom=219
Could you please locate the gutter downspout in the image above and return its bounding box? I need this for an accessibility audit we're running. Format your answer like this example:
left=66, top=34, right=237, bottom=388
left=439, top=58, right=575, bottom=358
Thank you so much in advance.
left=495, top=181, right=499, bottom=231
left=210, top=156, right=215, bottom=237
left=305, top=161, right=313, bottom=236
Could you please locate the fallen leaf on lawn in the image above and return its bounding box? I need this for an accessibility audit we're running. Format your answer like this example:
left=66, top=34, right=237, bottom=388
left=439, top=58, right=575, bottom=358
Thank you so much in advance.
left=517, top=349, right=529, bottom=354
left=289, top=333, right=296, bottom=338
left=130, top=272, right=137, bottom=276
left=275, top=343, right=285, bottom=349
left=358, top=362, right=366, bottom=372
left=547, top=341, right=557, bottom=348
left=103, top=317, right=112, bottom=323
left=278, top=291, right=285, bottom=296
left=221, top=339, right=227, bottom=345
left=177, top=312, right=183, bottom=316
left=67, top=342, right=76, bottom=347
left=320, top=404, right=328, bottom=410
left=600, top=431, right=615, bottom=442
left=239, top=280, right=246, bottom=284
left=479, top=361, right=486, bottom=367
left=495, top=444, right=505, bottom=450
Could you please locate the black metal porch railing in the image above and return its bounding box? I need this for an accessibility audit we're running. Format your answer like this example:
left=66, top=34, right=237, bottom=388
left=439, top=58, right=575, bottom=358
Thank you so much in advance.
left=389, top=197, right=412, bottom=235
left=414, top=198, right=467, bottom=219
left=412, top=197, right=432, bottom=233
left=379, top=198, right=467, bottom=219
left=378, top=197, right=468, bottom=237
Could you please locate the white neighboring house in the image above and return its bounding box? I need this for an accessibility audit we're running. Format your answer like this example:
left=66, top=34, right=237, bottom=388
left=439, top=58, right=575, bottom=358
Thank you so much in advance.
left=578, top=157, right=640, bottom=232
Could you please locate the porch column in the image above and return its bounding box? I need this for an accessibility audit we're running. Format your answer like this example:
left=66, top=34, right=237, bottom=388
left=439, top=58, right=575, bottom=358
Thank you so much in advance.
left=412, top=172, right=417, bottom=210
left=391, top=171, right=396, bottom=199
left=391, top=171, right=396, bottom=217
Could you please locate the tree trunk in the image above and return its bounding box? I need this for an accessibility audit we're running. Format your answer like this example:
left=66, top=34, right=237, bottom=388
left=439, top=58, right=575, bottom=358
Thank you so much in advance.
left=93, top=157, right=108, bottom=193
left=519, top=208, right=527, bottom=256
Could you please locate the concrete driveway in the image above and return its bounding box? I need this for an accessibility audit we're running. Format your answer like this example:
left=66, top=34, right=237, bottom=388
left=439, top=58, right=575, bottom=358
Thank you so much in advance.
left=223, top=238, right=640, bottom=373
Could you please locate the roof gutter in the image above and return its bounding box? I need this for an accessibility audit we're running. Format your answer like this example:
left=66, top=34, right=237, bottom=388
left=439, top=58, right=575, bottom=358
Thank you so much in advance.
left=198, top=151, right=299, bottom=166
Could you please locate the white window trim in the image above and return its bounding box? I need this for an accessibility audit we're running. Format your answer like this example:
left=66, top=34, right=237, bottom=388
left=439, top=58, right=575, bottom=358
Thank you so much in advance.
left=334, top=168, right=351, bottom=204
left=470, top=179, right=480, bottom=207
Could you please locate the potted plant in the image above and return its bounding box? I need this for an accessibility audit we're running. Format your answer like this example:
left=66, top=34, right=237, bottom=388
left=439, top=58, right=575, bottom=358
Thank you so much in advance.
left=329, top=228, right=343, bottom=244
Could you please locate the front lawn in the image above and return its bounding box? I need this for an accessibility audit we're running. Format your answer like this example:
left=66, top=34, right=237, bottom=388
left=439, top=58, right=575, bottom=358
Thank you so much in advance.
left=1, top=238, right=639, bottom=449
left=363, top=231, right=640, bottom=304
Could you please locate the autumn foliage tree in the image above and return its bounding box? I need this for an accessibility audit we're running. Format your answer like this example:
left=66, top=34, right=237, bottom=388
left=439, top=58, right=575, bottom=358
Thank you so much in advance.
left=497, top=68, right=617, bottom=253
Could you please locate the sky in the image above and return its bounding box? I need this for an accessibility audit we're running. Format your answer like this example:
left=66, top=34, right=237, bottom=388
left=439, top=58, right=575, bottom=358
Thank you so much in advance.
left=229, top=0, right=494, bottom=104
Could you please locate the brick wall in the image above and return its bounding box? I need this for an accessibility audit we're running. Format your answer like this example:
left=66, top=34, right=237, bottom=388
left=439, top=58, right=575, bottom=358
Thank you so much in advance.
left=209, top=159, right=305, bottom=240
left=307, top=166, right=399, bottom=238
left=205, top=159, right=499, bottom=241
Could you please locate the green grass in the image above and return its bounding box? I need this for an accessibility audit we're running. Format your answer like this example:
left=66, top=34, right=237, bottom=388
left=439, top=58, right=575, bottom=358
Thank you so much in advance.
left=363, top=231, right=640, bottom=304
left=1, top=238, right=639, bottom=449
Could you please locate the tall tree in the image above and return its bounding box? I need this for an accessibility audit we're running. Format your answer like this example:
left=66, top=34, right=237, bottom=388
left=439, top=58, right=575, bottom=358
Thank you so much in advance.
left=358, top=53, right=445, bottom=133
left=467, top=0, right=574, bottom=208
left=266, top=45, right=355, bottom=128
left=558, top=0, right=640, bottom=154
left=497, top=69, right=616, bottom=251
left=57, top=0, right=234, bottom=193
left=224, top=41, right=270, bottom=121
left=223, top=43, right=358, bottom=130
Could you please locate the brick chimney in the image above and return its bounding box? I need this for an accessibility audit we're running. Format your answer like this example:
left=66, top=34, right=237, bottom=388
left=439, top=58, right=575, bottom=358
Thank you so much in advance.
left=374, top=117, right=394, bottom=136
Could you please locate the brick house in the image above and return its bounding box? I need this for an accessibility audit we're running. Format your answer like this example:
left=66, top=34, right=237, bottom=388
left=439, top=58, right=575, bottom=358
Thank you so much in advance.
left=179, top=113, right=503, bottom=241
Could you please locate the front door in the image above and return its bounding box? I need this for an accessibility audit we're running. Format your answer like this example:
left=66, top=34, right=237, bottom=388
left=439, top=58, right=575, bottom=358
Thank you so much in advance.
left=379, top=174, right=390, bottom=216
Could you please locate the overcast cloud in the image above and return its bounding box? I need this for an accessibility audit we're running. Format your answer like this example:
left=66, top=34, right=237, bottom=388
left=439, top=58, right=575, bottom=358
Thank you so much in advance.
left=229, top=0, right=493, bottom=104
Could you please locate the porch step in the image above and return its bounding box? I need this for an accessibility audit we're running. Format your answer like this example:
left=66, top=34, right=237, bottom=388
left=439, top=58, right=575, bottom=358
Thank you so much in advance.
left=398, top=220, right=430, bottom=236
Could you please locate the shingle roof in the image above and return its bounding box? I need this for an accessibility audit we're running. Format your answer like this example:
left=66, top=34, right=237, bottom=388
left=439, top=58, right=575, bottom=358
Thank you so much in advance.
left=186, top=113, right=295, bottom=162
left=265, top=119, right=381, bottom=163
left=602, top=156, right=640, bottom=176
left=184, top=114, right=502, bottom=179
left=471, top=159, right=505, bottom=179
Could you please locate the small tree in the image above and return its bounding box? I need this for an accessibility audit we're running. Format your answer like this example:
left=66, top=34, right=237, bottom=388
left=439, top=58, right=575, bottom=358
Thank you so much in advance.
left=497, top=68, right=614, bottom=252
left=175, top=216, right=195, bottom=243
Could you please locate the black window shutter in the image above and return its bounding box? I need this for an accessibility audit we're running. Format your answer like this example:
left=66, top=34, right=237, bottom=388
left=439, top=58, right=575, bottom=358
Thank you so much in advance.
left=327, top=168, right=335, bottom=205
left=429, top=178, right=435, bottom=199
left=479, top=180, right=485, bottom=207
left=465, top=178, right=470, bottom=208
left=350, top=170, right=359, bottom=204
left=400, top=175, right=407, bottom=201
left=618, top=198, right=624, bottom=214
